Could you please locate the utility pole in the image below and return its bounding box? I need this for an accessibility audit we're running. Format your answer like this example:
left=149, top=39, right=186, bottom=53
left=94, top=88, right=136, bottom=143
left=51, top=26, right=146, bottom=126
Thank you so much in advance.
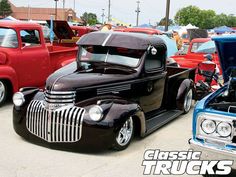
left=28, top=4, right=30, bottom=21
left=74, top=0, right=76, bottom=11
left=54, top=0, right=59, bottom=20
left=63, top=0, right=65, bottom=9
left=101, top=9, right=105, bottom=24
left=135, top=1, right=140, bottom=27
left=63, top=0, right=65, bottom=21
left=165, top=0, right=170, bottom=31
left=108, top=0, right=111, bottom=22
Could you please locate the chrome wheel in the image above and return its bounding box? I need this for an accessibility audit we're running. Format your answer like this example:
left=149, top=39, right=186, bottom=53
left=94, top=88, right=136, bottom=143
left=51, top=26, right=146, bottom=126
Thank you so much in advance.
left=0, top=81, right=6, bottom=104
left=184, top=89, right=193, bottom=113
left=116, top=117, right=133, bottom=147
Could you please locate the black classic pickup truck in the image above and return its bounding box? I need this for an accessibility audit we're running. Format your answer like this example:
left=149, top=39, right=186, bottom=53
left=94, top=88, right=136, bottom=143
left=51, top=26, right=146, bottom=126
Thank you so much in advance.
left=13, top=32, right=195, bottom=151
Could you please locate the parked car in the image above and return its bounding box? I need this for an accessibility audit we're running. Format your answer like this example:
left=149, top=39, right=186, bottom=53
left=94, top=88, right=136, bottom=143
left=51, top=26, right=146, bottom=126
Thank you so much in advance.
left=70, top=26, right=98, bottom=37
left=123, top=27, right=162, bottom=35
left=0, top=20, right=77, bottom=106
left=189, top=35, right=236, bottom=176
left=13, top=32, right=195, bottom=151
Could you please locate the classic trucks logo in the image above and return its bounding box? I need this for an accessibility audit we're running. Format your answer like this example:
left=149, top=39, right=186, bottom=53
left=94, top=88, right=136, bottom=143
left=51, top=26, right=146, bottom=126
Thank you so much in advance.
left=142, top=150, right=233, bottom=175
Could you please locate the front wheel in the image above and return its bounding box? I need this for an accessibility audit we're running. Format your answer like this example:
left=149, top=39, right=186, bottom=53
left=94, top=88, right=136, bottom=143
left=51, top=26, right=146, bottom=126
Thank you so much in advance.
left=0, top=80, right=8, bottom=106
left=112, top=117, right=134, bottom=151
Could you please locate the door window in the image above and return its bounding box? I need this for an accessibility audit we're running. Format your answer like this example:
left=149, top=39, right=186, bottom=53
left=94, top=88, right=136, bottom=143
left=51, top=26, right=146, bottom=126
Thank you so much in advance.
left=20, top=29, right=41, bottom=47
left=145, top=52, right=163, bottom=72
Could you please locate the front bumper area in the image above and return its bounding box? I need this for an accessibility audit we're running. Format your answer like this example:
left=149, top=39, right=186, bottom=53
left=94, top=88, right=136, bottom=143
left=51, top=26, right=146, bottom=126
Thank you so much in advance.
left=13, top=104, right=116, bottom=152
left=189, top=139, right=236, bottom=170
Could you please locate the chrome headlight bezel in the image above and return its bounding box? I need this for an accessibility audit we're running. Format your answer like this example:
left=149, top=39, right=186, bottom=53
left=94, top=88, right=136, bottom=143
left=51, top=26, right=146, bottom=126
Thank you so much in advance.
left=196, top=113, right=235, bottom=142
left=13, top=92, right=25, bottom=107
left=89, top=105, right=103, bottom=122
left=217, top=122, right=232, bottom=138
left=201, top=119, right=216, bottom=134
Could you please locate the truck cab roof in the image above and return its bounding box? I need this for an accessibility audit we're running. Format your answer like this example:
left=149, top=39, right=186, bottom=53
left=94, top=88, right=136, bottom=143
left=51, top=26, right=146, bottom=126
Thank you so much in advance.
left=0, top=20, right=41, bottom=29
left=78, top=31, right=167, bottom=50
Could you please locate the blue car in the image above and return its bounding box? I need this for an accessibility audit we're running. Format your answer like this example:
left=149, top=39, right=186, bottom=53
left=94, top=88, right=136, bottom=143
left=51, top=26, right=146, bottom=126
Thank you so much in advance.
left=190, top=35, right=236, bottom=176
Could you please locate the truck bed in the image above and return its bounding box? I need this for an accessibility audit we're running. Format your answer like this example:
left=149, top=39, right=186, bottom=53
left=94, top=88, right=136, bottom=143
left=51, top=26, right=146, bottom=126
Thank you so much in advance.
left=46, top=44, right=78, bottom=71
left=167, top=66, right=195, bottom=80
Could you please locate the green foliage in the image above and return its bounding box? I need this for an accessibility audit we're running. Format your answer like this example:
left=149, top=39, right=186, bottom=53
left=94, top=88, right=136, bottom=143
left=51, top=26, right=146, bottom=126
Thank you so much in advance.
left=158, top=17, right=173, bottom=26
left=81, top=12, right=99, bottom=25
left=0, top=0, right=12, bottom=17
left=174, top=5, right=236, bottom=29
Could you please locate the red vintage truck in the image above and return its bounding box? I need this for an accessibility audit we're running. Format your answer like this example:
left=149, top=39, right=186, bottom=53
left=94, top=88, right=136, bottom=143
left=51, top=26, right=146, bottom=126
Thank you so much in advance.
left=0, top=20, right=78, bottom=106
left=171, top=38, right=220, bottom=69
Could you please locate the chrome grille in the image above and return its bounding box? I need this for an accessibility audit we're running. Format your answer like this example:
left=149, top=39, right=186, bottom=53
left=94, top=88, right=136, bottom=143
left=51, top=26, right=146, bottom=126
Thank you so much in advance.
left=44, top=90, right=76, bottom=104
left=26, top=100, right=85, bottom=143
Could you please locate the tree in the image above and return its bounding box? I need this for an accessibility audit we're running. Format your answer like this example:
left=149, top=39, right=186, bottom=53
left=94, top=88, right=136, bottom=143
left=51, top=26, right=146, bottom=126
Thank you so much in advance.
left=80, top=12, right=99, bottom=25
left=0, top=0, right=12, bottom=17
left=226, top=14, right=236, bottom=27
left=174, top=5, right=236, bottom=29
left=158, top=17, right=173, bottom=26
left=174, top=6, right=202, bottom=27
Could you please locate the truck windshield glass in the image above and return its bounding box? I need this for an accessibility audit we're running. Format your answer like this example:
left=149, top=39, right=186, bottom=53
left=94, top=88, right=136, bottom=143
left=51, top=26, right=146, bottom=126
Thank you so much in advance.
left=79, top=45, right=144, bottom=67
left=0, top=28, right=18, bottom=48
left=191, top=42, right=204, bottom=53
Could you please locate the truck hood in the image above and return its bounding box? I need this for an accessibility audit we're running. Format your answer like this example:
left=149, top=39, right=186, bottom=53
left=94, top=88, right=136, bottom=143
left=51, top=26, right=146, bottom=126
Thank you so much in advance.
left=213, top=35, right=236, bottom=82
left=46, top=62, right=138, bottom=91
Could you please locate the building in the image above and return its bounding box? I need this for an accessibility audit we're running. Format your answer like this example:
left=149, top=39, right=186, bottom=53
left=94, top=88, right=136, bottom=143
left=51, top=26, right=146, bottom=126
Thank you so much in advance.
left=9, top=1, right=83, bottom=23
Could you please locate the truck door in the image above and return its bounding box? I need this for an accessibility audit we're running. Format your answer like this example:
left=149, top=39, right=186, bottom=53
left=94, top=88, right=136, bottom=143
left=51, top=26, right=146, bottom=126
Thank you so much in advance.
left=139, top=51, right=167, bottom=113
left=16, top=29, right=50, bottom=88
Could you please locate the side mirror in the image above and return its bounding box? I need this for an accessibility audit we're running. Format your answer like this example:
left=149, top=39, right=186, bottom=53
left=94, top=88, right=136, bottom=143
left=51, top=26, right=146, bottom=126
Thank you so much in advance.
left=147, top=45, right=157, bottom=55
left=204, top=54, right=213, bottom=61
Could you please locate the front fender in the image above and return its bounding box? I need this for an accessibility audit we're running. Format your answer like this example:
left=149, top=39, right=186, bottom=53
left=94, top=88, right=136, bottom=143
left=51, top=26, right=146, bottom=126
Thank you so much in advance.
left=0, top=65, right=18, bottom=93
left=104, top=101, right=146, bottom=137
left=78, top=97, right=146, bottom=137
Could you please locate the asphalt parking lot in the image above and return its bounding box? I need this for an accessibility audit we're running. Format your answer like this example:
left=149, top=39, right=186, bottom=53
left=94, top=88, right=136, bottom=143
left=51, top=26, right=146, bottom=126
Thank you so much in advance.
left=0, top=103, right=200, bottom=177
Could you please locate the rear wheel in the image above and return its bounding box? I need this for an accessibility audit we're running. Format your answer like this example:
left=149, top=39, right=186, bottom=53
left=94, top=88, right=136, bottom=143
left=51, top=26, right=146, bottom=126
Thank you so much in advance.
left=183, top=88, right=193, bottom=113
left=0, top=80, right=8, bottom=106
left=112, top=117, right=134, bottom=151
left=177, top=87, right=193, bottom=114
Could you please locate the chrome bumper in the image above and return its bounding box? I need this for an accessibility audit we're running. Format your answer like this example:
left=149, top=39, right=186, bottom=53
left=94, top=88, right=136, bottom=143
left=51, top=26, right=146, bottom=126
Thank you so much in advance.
left=189, top=139, right=236, bottom=169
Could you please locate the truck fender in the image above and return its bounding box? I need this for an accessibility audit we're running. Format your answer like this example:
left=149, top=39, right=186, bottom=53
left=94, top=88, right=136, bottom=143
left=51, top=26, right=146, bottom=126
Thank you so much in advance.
left=176, top=79, right=194, bottom=111
left=0, top=66, right=18, bottom=93
left=98, top=100, right=146, bottom=137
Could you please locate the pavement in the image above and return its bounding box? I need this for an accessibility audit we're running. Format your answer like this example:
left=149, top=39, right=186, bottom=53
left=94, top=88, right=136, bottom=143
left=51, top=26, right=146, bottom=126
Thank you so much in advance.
left=0, top=103, right=201, bottom=177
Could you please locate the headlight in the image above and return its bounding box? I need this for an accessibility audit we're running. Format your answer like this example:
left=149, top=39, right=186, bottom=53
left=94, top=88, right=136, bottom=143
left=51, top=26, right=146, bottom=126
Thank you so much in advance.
left=217, top=122, right=232, bottom=137
left=89, top=105, right=103, bottom=121
left=13, top=92, right=25, bottom=107
left=201, top=119, right=216, bottom=134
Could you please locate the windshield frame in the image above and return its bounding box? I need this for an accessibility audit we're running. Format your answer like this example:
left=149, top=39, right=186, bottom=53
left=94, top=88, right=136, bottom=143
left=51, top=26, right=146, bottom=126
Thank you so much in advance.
left=0, top=27, right=19, bottom=49
left=77, top=45, right=145, bottom=68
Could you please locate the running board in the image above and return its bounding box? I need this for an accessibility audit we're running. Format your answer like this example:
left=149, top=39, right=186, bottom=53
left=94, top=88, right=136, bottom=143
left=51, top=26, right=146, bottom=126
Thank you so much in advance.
left=145, top=110, right=183, bottom=136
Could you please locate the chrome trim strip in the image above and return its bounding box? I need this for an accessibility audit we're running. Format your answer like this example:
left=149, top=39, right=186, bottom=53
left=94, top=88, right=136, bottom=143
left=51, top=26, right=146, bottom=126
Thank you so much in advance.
left=46, top=91, right=76, bottom=95
left=102, top=33, right=112, bottom=46
left=97, top=84, right=131, bottom=95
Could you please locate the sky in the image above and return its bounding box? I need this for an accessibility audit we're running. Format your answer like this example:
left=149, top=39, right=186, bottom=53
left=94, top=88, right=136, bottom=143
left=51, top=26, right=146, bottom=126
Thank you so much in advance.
left=11, top=0, right=236, bottom=25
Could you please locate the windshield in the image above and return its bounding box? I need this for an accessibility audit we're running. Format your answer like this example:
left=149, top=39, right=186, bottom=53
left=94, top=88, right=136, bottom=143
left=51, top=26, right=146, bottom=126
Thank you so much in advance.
left=0, top=28, right=18, bottom=48
left=78, top=45, right=144, bottom=68
left=191, top=42, right=204, bottom=53
left=195, top=41, right=216, bottom=54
